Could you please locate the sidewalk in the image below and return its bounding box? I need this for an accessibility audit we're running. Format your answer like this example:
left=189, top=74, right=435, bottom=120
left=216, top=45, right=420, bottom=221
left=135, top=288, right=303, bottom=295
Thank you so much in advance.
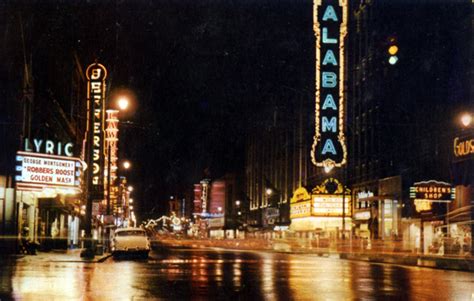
left=15, top=249, right=112, bottom=263
left=338, top=251, right=474, bottom=272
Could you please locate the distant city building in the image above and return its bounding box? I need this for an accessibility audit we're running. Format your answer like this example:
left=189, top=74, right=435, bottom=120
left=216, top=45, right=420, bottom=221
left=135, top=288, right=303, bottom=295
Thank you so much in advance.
left=192, top=174, right=244, bottom=238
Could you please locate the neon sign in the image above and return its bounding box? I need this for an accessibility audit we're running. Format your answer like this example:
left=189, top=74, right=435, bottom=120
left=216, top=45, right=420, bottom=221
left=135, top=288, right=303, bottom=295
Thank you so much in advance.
left=311, top=0, right=348, bottom=171
left=453, top=134, right=474, bottom=162
left=200, top=179, right=210, bottom=213
left=85, top=63, right=107, bottom=200
left=409, top=180, right=455, bottom=202
left=290, top=201, right=311, bottom=219
left=106, top=109, right=119, bottom=206
left=24, top=138, right=74, bottom=157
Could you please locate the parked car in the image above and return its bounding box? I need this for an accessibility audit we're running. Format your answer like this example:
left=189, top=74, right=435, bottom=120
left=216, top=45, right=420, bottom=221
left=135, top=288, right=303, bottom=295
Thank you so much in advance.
left=111, top=227, right=151, bottom=258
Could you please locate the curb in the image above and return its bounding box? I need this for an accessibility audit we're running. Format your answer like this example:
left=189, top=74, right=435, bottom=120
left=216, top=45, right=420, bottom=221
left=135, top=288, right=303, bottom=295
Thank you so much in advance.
left=1, top=254, right=26, bottom=260
left=97, top=254, right=113, bottom=263
left=339, top=252, right=474, bottom=272
left=160, top=242, right=474, bottom=272
left=16, top=251, right=113, bottom=263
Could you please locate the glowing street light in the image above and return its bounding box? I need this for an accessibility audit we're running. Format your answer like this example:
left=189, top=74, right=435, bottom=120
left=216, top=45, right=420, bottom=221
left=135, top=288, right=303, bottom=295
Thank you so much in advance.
left=460, top=113, right=472, bottom=128
left=117, top=96, right=130, bottom=111
left=122, top=160, right=131, bottom=170
left=128, top=186, right=134, bottom=192
left=129, top=198, right=134, bottom=204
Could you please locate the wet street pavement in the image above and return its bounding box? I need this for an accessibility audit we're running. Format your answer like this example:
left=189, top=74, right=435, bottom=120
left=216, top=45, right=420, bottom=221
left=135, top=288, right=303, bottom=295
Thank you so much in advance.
left=1, top=247, right=473, bottom=300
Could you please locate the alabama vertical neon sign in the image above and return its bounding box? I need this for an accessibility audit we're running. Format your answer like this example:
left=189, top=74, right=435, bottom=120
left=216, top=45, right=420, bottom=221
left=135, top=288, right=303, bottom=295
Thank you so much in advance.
left=311, top=0, right=348, bottom=172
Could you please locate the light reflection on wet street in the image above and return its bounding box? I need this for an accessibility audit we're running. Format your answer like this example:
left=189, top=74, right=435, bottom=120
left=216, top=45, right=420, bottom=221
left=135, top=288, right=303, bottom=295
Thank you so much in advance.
left=1, top=248, right=473, bottom=300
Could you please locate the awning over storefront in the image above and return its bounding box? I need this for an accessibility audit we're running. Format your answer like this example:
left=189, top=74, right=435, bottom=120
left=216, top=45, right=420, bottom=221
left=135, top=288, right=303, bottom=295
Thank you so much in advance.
left=38, top=197, right=76, bottom=214
left=447, top=205, right=472, bottom=223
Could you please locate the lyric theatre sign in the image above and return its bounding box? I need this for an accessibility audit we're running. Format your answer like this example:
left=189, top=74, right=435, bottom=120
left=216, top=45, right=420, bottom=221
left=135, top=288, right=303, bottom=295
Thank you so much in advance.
left=16, top=138, right=81, bottom=191
left=86, top=63, right=107, bottom=200
left=311, top=0, right=348, bottom=172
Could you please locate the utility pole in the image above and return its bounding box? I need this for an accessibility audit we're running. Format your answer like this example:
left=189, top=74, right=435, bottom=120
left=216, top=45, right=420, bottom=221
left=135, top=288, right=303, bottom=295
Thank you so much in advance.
left=342, top=182, right=346, bottom=240
left=107, top=144, right=111, bottom=216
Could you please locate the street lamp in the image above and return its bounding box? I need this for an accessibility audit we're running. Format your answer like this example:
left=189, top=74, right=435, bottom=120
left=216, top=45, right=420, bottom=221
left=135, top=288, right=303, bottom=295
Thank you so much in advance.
left=460, top=113, right=472, bottom=128
left=122, top=160, right=131, bottom=170
left=117, top=96, right=130, bottom=111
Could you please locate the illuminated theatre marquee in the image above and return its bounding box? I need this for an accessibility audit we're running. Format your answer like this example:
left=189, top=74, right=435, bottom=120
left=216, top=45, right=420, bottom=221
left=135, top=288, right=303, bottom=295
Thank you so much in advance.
left=311, top=0, right=348, bottom=171
left=86, top=63, right=107, bottom=200
left=15, top=151, right=82, bottom=191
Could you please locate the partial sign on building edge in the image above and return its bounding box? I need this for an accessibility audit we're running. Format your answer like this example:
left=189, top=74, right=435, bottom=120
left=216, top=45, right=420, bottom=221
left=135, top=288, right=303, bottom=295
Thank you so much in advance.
left=453, top=133, right=474, bottom=162
left=85, top=63, right=107, bottom=201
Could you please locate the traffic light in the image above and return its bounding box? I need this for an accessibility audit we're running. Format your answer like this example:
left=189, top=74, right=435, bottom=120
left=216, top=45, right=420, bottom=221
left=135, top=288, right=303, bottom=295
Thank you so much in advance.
left=387, top=36, right=399, bottom=65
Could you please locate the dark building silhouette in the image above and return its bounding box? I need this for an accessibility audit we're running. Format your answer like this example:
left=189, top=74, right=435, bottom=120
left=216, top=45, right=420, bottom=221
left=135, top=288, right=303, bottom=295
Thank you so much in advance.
left=0, top=2, right=110, bottom=251
left=347, top=0, right=471, bottom=245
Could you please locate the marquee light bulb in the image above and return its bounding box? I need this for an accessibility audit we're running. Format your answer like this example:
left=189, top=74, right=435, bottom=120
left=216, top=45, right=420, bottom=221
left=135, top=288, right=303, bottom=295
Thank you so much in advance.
left=324, top=165, right=333, bottom=174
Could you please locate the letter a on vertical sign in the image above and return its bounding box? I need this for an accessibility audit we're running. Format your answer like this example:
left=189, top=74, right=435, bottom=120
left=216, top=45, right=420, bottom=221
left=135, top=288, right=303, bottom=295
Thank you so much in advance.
left=311, top=0, right=348, bottom=172
left=85, top=63, right=107, bottom=201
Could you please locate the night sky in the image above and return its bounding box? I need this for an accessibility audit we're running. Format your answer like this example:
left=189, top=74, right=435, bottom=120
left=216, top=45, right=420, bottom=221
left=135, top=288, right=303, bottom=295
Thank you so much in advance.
left=113, top=0, right=314, bottom=215
left=3, top=0, right=313, bottom=216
